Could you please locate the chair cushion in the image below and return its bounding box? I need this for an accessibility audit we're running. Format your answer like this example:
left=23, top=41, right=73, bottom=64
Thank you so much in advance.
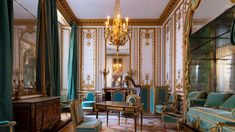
left=82, top=101, right=95, bottom=108
left=220, top=95, right=235, bottom=110
left=156, top=105, right=164, bottom=113
left=0, top=121, right=9, bottom=125
left=204, top=92, right=227, bottom=107
left=75, top=100, right=84, bottom=124
left=76, top=119, right=102, bottom=132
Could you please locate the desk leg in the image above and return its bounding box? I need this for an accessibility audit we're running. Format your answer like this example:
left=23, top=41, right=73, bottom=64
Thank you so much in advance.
left=106, top=110, right=109, bottom=127
left=118, top=111, right=120, bottom=126
left=141, top=111, right=143, bottom=132
left=134, top=116, right=137, bottom=132
left=96, top=110, right=98, bottom=119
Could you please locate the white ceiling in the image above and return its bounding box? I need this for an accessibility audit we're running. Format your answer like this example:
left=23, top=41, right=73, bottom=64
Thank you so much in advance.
left=67, top=0, right=170, bottom=19
left=194, top=0, right=233, bottom=19
left=14, top=0, right=38, bottom=19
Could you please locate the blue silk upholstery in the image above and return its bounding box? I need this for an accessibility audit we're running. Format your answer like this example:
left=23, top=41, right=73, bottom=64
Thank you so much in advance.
left=82, top=92, right=96, bottom=111
left=187, top=107, right=235, bottom=132
left=112, top=91, right=125, bottom=102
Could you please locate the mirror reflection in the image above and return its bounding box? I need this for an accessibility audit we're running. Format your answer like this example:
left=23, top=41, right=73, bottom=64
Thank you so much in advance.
left=190, top=0, right=234, bottom=92
left=106, top=42, right=130, bottom=88
left=13, top=0, right=38, bottom=96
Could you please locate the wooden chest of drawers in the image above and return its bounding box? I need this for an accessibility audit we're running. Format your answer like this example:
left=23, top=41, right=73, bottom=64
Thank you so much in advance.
left=13, top=96, right=61, bottom=132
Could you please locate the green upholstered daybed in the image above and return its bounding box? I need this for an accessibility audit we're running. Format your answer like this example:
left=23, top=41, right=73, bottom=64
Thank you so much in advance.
left=186, top=92, right=235, bottom=132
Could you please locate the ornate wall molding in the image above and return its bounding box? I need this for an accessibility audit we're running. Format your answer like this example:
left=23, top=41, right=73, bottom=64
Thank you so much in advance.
left=139, top=28, right=155, bottom=87
left=77, top=19, right=161, bottom=26
left=57, top=0, right=77, bottom=24
left=159, top=0, right=181, bottom=25
left=81, top=28, right=97, bottom=90
left=14, top=19, right=36, bottom=26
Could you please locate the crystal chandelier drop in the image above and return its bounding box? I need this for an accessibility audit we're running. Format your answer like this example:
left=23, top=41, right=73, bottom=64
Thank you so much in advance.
left=105, top=0, right=130, bottom=52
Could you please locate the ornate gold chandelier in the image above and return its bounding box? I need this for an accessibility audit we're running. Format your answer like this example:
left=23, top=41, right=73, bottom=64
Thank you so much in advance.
left=105, top=0, right=130, bottom=52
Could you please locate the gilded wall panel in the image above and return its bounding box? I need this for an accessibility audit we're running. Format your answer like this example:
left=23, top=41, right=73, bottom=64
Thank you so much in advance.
left=81, top=28, right=97, bottom=90
left=175, top=3, right=184, bottom=91
left=164, top=17, right=174, bottom=92
left=139, top=28, right=155, bottom=87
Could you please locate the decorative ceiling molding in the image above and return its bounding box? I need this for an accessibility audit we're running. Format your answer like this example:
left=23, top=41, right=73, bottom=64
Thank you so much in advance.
left=14, top=19, right=36, bottom=26
left=159, top=0, right=181, bottom=25
left=60, top=0, right=181, bottom=26
left=57, top=0, right=77, bottom=25
left=77, top=19, right=161, bottom=26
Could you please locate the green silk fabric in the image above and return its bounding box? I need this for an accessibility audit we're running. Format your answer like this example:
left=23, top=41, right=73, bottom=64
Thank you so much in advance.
left=0, top=0, right=13, bottom=131
left=67, top=22, right=77, bottom=100
left=36, top=0, right=60, bottom=96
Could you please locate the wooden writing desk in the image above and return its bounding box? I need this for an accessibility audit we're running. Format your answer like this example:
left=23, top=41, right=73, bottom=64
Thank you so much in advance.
left=95, top=101, right=143, bottom=132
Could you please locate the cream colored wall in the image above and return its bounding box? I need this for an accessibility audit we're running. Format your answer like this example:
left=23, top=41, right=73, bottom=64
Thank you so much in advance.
left=78, top=26, right=162, bottom=92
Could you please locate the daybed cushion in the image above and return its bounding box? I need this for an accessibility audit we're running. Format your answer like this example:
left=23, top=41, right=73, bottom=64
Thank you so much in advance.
left=187, top=107, right=235, bottom=131
left=220, top=95, right=235, bottom=110
left=204, top=92, right=227, bottom=107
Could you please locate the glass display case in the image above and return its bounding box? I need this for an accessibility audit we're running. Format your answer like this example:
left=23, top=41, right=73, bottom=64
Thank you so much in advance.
left=190, top=6, right=235, bottom=92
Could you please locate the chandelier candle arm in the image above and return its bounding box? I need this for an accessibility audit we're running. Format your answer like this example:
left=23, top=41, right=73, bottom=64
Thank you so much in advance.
left=104, top=0, right=130, bottom=52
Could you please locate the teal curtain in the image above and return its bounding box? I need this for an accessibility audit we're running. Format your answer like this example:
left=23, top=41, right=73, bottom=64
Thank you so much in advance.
left=0, top=0, right=13, bottom=131
left=230, top=17, right=235, bottom=45
left=36, top=0, right=60, bottom=96
left=67, top=22, right=78, bottom=100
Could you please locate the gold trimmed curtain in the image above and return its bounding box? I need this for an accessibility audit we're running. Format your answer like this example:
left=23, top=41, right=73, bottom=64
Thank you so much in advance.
left=36, top=0, right=60, bottom=96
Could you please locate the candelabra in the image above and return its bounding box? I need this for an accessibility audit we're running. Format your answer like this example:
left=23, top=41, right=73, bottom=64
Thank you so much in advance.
left=13, top=79, right=24, bottom=100
left=101, top=68, right=109, bottom=88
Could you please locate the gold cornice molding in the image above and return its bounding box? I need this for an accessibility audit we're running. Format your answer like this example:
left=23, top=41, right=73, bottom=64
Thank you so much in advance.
left=77, top=19, right=161, bottom=26
left=14, top=19, right=36, bottom=26
left=159, top=0, right=181, bottom=25
left=57, top=0, right=76, bottom=25
left=230, top=0, right=235, bottom=3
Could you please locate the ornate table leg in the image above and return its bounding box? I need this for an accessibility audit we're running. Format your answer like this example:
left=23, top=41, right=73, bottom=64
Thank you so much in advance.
left=96, top=110, right=98, bottom=119
left=118, top=111, right=120, bottom=126
left=134, top=116, right=137, bottom=132
left=141, top=111, right=143, bottom=132
left=106, top=110, right=109, bottom=127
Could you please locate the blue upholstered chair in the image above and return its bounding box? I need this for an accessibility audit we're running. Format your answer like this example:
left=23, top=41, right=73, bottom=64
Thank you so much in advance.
left=82, top=92, right=96, bottom=111
left=155, top=93, right=177, bottom=116
left=70, top=99, right=102, bottom=132
left=112, top=90, right=125, bottom=102
left=0, top=121, right=16, bottom=132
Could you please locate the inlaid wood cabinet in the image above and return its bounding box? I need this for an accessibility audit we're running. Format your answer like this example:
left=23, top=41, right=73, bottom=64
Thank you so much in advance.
left=12, top=96, right=61, bottom=132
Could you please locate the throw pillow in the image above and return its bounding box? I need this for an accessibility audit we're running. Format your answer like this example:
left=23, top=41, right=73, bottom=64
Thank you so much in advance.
left=220, top=95, right=235, bottom=110
left=204, top=92, right=226, bottom=107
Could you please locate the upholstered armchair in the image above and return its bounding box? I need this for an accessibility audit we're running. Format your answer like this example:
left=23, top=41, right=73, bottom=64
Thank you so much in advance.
left=119, top=92, right=142, bottom=124
left=82, top=92, right=96, bottom=111
left=155, top=93, right=177, bottom=116
left=70, top=99, right=102, bottom=132
left=0, top=121, right=16, bottom=132
left=112, top=90, right=125, bottom=102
